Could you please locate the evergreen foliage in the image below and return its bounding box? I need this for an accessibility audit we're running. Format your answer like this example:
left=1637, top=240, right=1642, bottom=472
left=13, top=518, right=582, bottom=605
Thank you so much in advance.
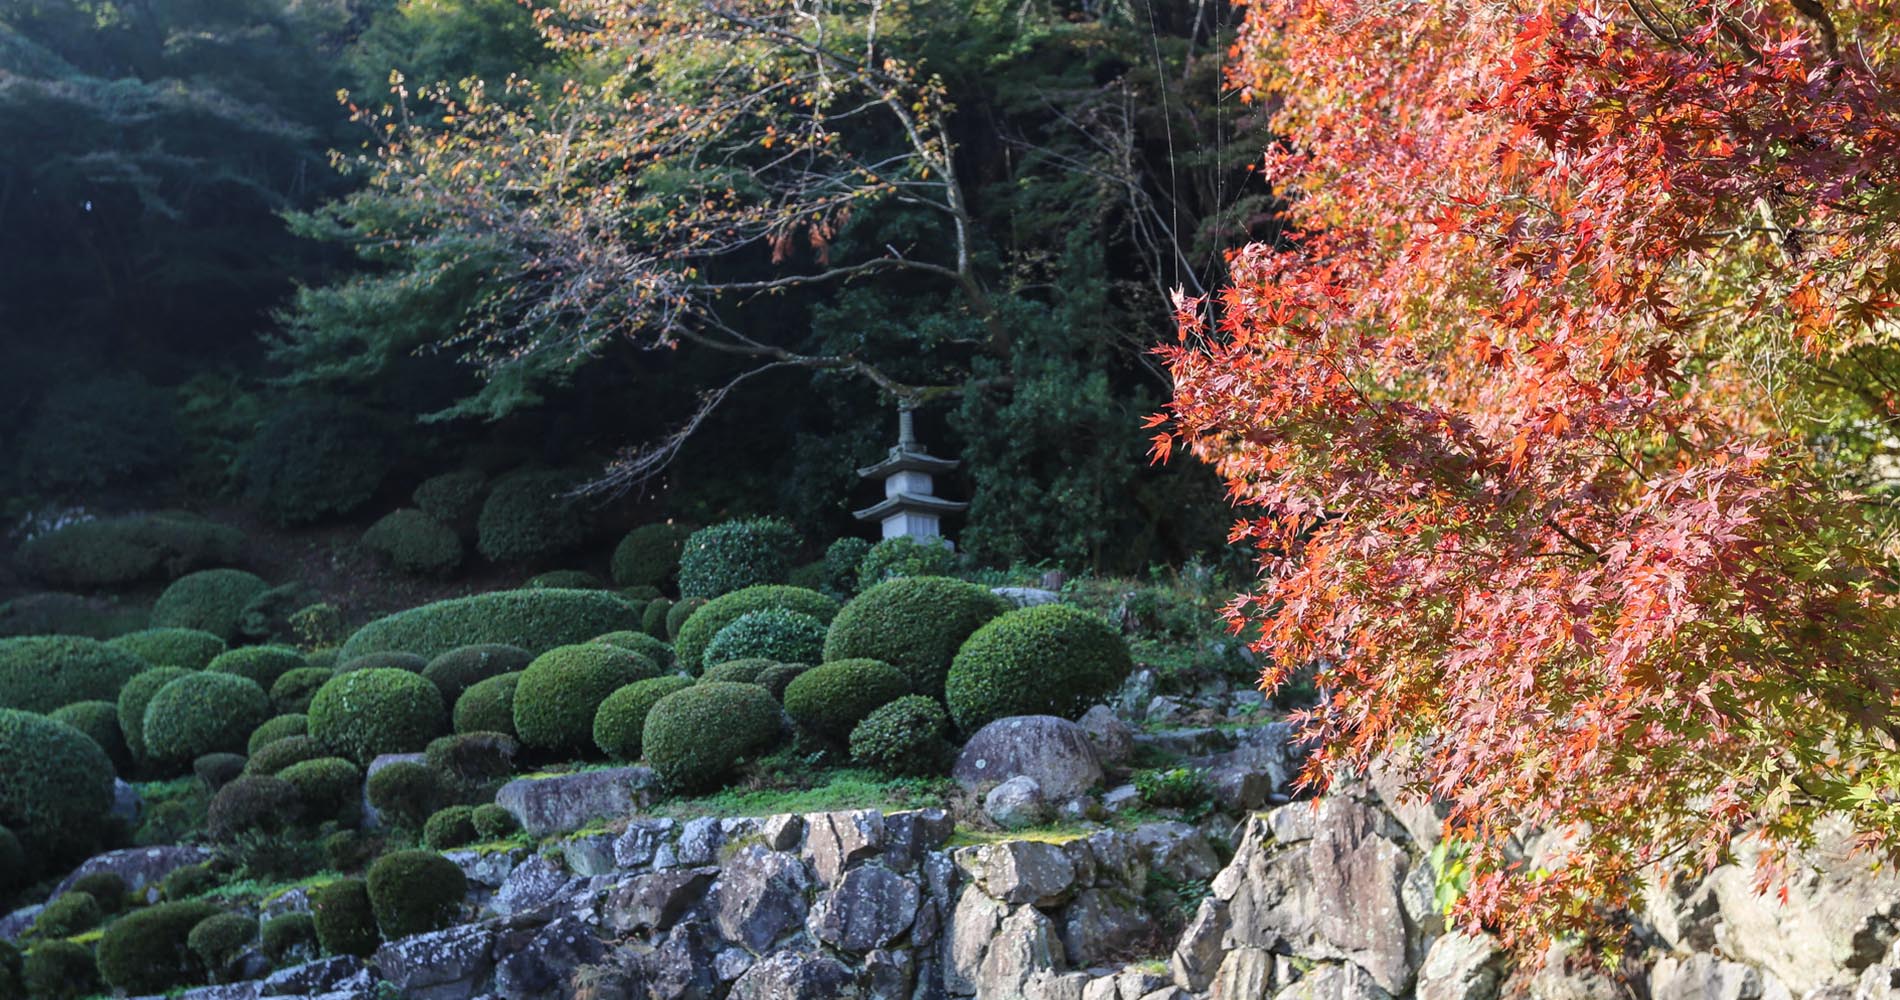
left=782, top=659, right=908, bottom=744
left=269, top=668, right=335, bottom=715
left=109, top=628, right=227, bottom=670
left=210, top=646, right=306, bottom=690
left=0, top=635, right=150, bottom=714
left=308, top=668, right=447, bottom=764
left=612, top=522, right=691, bottom=589
left=151, top=569, right=270, bottom=640
left=592, top=675, right=694, bottom=762
left=423, top=644, right=532, bottom=703
left=642, top=682, right=784, bottom=791
left=702, top=609, right=827, bottom=670
left=476, top=470, right=591, bottom=563
left=453, top=672, right=522, bottom=737
left=48, top=700, right=131, bottom=774
left=856, top=537, right=957, bottom=590
left=513, top=643, right=658, bottom=753
left=366, top=850, right=466, bottom=938
left=143, top=673, right=271, bottom=767
left=247, top=714, right=309, bottom=754
left=672, top=585, right=838, bottom=675
left=97, top=900, right=221, bottom=993
left=677, top=518, right=800, bottom=599
left=15, top=515, right=244, bottom=590
left=340, top=589, right=642, bottom=661
left=116, top=666, right=194, bottom=762
left=823, top=576, right=1012, bottom=699
left=944, top=604, right=1133, bottom=731
left=310, top=879, right=380, bottom=958
left=362, top=509, right=464, bottom=577
left=412, top=469, right=487, bottom=526
left=243, top=399, right=390, bottom=526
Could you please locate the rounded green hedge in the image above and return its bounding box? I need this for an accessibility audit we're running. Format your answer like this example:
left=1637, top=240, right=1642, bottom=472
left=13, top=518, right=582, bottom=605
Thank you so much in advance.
left=642, top=598, right=673, bottom=638
left=422, top=805, right=477, bottom=850
left=151, top=569, right=269, bottom=640
left=756, top=662, right=810, bottom=701
left=246, top=735, right=326, bottom=776
left=70, top=872, right=127, bottom=913
left=308, top=669, right=447, bottom=765
left=643, top=682, right=783, bottom=792
left=820, top=537, right=873, bottom=597
left=108, top=627, right=227, bottom=669
left=782, top=659, right=908, bottom=743
left=677, top=517, right=799, bottom=599
left=247, top=713, right=309, bottom=754
left=593, top=676, right=695, bottom=761
left=209, top=645, right=305, bottom=690
left=0, top=826, right=21, bottom=891
left=143, top=673, right=270, bottom=766
left=944, top=603, right=1134, bottom=731
left=422, top=643, right=532, bottom=704
left=674, top=586, right=838, bottom=675
left=339, top=589, right=643, bottom=662
left=823, top=576, right=1012, bottom=699
left=243, top=398, right=389, bottom=527
left=367, top=850, right=466, bottom=939
left=413, top=469, right=486, bottom=526
left=471, top=803, right=518, bottom=840
left=701, top=658, right=777, bottom=685
left=591, top=630, right=672, bottom=668
left=365, top=761, right=442, bottom=832
left=261, top=912, right=319, bottom=965
left=15, top=513, right=244, bottom=590
left=29, top=890, right=102, bottom=939
left=97, top=899, right=221, bottom=993
left=207, top=775, right=303, bottom=841
left=187, top=912, right=258, bottom=980
left=0, top=636, right=149, bottom=713
left=703, top=609, right=826, bottom=669
left=665, top=597, right=703, bottom=640
left=850, top=695, right=953, bottom=776
left=513, top=644, right=658, bottom=753
left=453, top=672, right=522, bottom=737
left=856, top=536, right=958, bottom=590
left=22, top=939, right=97, bottom=999
left=612, top=522, right=691, bottom=589
left=279, top=757, right=362, bottom=825
left=194, top=752, right=247, bottom=792
left=269, top=667, right=335, bottom=714
left=49, top=700, right=131, bottom=774
left=526, top=569, right=602, bottom=590
left=337, top=651, right=428, bottom=674
left=117, top=666, right=194, bottom=762
left=310, top=878, right=379, bottom=958
left=476, top=470, right=591, bottom=564
left=362, top=508, right=464, bottom=577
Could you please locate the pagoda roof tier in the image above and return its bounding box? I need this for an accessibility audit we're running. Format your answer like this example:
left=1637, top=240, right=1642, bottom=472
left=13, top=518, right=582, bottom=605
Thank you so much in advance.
left=852, top=492, right=971, bottom=521
left=856, top=448, right=960, bottom=478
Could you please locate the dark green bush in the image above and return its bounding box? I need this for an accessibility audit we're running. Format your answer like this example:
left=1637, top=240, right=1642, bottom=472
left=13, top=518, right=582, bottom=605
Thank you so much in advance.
left=0, top=591, right=145, bottom=640
left=70, top=872, right=127, bottom=914
left=235, top=583, right=310, bottom=646
left=159, top=861, right=220, bottom=901
left=944, top=603, right=1135, bottom=731
left=143, top=672, right=270, bottom=766
left=96, top=899, right=221, bottom=993
left=322, top=830, right=377, bottom=873
left=453, top=672, right=521, bottom=737
left=362, top=509, right=464, bottom=577
left=422, top=805, right=477, bottom=849
left=850, top=695, right=953, bottom=776
left=642, top=682, right=783, bottom=791
left=339, top=589, right=642, bottom=662
left=310, top=878, right=379, bottom=958
left=366, top=850, right=466, bottom=939
left=246, top=735, right=325, bottom=776
left=470, top=803, right=518, bottom=840
left=194, top=752, right=248, bottom=792
left=612, top=522, right=690, bottom=589
left=337, top=651, right=428, bottom=674
left=782, top=659, right=908, bottom=743
left=788, top=560, right=826, bottom=591
left=1132, top=766, right=1213, bottom=813
left=677, top=517, right=799, bottom=599
left=208, top=775, right=304, bottom=841
left=117, top=666, right=194, bottom=761
left=476, top=470, right=591, bottom=564
left=526, top=569, right=602, bottom=589
left=620, top=584, right=662, bottom=603
left=0, top=709, right=116, bottom=871
left=0, top=826, right=21, bottom=892
left=857, top=536, right=958, bottom=590
left=413, top=469, right=487, bottom=527
left=243, top=399, right=390, bottom=527
left=755, top=663, right=811, bottom=700
left=17, top=373, right=181, bottom=498
left=365, top=761, right=441, bottom=831
left=151, top=569, right=269, bottom=640
left=424, top=732, right=517, bottom=793
left=592, top=676, right=694, bottom=761
left=308, top=668, right=447, bottom=765
left=820, top=537, right=873, bottom=597
left=279, top=757, right=363, bottom=826
left=673, top=585, right=839, bottom=674
left=421, top=644, right=531, bottom=705
left=247, top=713, right=309, bottom=754
left=210, top=645, right=305, bottom=690
left=15, top=513, right=244, bottom=589
left=269, top=667, right=335, bottom=714
left=21, top=940, right=97, bottom=999
left=513, top=644, right=658, bottom=753
left=665, top=597, right=704, bottom=640
left=260, top=913, right=319, bottom=965
left=0, top=635, right=149, bottom=713
left=49, top=700, right=130, bottom=773
left=109, top=627, right=227, bottom=669
left=642, top=598, right=673, bottom=638
left=701, top=658, right=777, bottom=684
left=702, top=609, right=827, bottom=669
left=823, top=576, right=1013, bottom=699
left=28, top=891, right=102, bottom=939
left=590, top=631, right=672, bottom=669
left=187, top=912, right=258, bottom=980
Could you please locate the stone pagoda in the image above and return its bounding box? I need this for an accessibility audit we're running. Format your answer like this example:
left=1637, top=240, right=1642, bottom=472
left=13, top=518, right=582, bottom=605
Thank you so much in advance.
left=852, top=406, right=967, bottom=542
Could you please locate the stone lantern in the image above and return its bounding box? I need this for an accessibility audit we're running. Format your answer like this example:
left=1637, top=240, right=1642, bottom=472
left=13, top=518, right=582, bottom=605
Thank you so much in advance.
left=852, top=406, right=967, bottom=542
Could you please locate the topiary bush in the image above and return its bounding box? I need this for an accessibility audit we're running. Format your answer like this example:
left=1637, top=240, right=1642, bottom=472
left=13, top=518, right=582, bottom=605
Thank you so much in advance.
left=526, top=569, right=602, bottom=589
left=642, top=682, right=784, bottom=792
left=28, top=890, right=102, bottom=939
left=0, top=710, right=115, bottom=873
left=362, top=509, right=464, bottom=577
left=21, top=940, right=97, bottom=999
left=246, top=734, right=326, bottom=776
left=612, top=522, right=691, bottom=589
left=151, top=569, right=269, bottom=640
left=364, top=760, right=441, bottom=832
left=247, top=713, right=309, bottom=754
left=339, top=589, right=642, bottom=662
left=235, top=583, right=310, bottom=646
left=857, top=536, right=958, bottom=590
left=0, top=591, right=145, bottom=640
left=15, top=513, right=244, bottom=590
left=673, top=585, right=839, bottom=675
left=701, top=658, right=777, bottom=685
left=592, top=676, right=695, bottom=761
left=261, top=913, right=319, bottom=965
left=366, top=850, right=467, bottom=938
left=308, top=668, right=447, bottom=765
left=755, top=662, right=811, bottom=701
left=96, top=899, right=221, bottom=993
left=471, top=803, right=519, bottom=841
left=207, top=775, right=304, bottom=841
left=820, top=537, right=873, bottom=597
left=159, top=861, right=220, bottom=901
left=850, top=695, right=954, bottom=776
left=336, top=651, right=428, bottom=674
left=269, top=667, right=335, bottom=714
left=590, top=631, right=672, bottom=668
left=642, top=598, right=673, bottom=638
left=187, top=912, right=258, bottom=981
left=665, top=597, right=703, bottom=640
left=513, top=644, right=658, bottom=753
left=422, top=644, right=531, bottom=704
left=422, top=805, right=477, bottom=849
left=279, top=757, right=363, bottom=826
left=413, top=469, right=487, bottom=527
left=49, top=700, right=131, bottom=774
left=944, top=603, right=1134, bottom=731
left=0, top=635, right=149, bottom=713
left=194, top=752, right=247, bottom=792
left=70, top=872, right=128, bottom=914
left=143, top=672, right=270, bottom=767
left=243, top=398, right=390, bottom=527
left=677, top=517, right=800, bottom=599
left=117, top=666, right=193, bottom=762
left=109, top=627, right=227, bottom=670
left=209, top=645, right=305, bottom=690
left=310, top=878, right=379, bottom=958
left=702, top=609, right=827, bottom=669
left=453, top=672, right=521, bottom=737
left=424, top=732, right=518, bottom=795
left=824, top=576, right=1013, bottom=699
left=782, top=659, right=909, bottom=743
left=476, top=470, right=591, bottom=564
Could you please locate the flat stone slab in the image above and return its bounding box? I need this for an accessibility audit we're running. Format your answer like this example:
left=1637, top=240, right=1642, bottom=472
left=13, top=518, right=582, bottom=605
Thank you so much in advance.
left=494, top=766, right=658, bottom=837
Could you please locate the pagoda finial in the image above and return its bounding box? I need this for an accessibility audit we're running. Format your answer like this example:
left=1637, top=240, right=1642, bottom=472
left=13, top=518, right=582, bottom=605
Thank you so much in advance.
left=897, top=404, right=919, bottom=451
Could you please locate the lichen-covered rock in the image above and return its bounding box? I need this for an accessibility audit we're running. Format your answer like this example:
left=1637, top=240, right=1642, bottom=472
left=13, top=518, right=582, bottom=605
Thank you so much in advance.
left=373, top=923, right=496, bottom=1000
left=730, top=949, right=860, bottom=1000
left=676, top=816, right=726, bottom=866
left=958, top=840, right=1077, bottom=907
left=808, top=864, right=919, bottom=953
left=640, top=920, right=719, bottom=1000
left=1075, top=705, right=1135, bottom=766
left=802, top=809, right=884, bottom=885
left=1060, top=888, right=1147, bottom=967
left=493, top=916, right=609, bottom=1000
left=881, top=808, right=954, bottom=872
left=493, top=766, right=658, bottom=837
left=613, top=817, right=679, bottom=869
left=714, top=846, right=815, bottom=953
left=1212, top=946, right=1278, bottom=1000
left=954, top=716, right=1103, bottom=799
left=258, top=955, right=365, bottom=996
left=1133, top=821, right=1221, bottom=883
left=51, top=844, right=217, bottom=901
left=946, top=884, right=1008, bottom=995
left=495, top=855, right=574, bottom=919
left=978, top=906, right=1066, bottom=1000
left=984, top=776, right=1048, bottom=830
left=1171, top=897, right=1230, bottom=991
left=1415, top=932, right=1506, bottom=1000
left=1274, top=963, right=1394, bottom=1000
left=1648, top=953, right=1774, bottom=1000
left=606, top=867, right=718, bottom=934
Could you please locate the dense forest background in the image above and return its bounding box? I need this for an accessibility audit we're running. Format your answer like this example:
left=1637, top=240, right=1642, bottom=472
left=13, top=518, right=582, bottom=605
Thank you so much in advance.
left=0, top=0, right=1273, bottom=574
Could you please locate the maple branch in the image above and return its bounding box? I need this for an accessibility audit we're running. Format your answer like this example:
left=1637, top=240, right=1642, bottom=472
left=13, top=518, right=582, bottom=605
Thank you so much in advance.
left=1544, top=518, right=1602, bottom=559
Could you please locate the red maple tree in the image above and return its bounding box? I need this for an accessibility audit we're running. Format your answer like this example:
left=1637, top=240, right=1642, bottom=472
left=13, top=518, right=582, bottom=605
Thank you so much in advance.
left=1156, top=0, right=1900, bottom=945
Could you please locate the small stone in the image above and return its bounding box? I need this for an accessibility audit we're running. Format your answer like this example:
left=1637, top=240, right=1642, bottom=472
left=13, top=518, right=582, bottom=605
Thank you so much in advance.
left=1103, top=785, right=1141, bottom=814
left=561, top=832, right=617, bottom=876
left=676, top=816, right=727, bottom=865
left=729, top=950, right=860, bottom=1000
left=715, top=948, right=755, bottom=982
left=1145, top=695, right=1185, bottom=723
left=985, top=776, right=1049, bottom=830
left=760, top=814, right=804, bottom=851
left=1076, top=705, right=1136, bottom=765
left=613, top=818, right=679, bottom=869
left=494, top=855, right=574, bottom=918
left=605, top=866, right=718, bottom=933
left=373, top=924, right=496, bottom=1000
left=714, top=845, right=815, bottom=953
left=259, top=955, right=365, bottom=996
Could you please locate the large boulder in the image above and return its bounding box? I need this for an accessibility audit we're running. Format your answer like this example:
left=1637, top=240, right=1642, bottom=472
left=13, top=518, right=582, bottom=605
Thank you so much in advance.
left=953, top=716, right=1104, bottom=799
left=714, top=846, right=816, bottom=952
left=807, top=864, right=920, bottom=953
left=802, top=809, right=884, bottom=885
left=53, top=845, right=217, bottom=899
left=494, top=916, right=610, bottom=1000
left=373, top=924, right=496, bottom=1000
left=730, top=950, right=860, bottom=1000
left=957, top=841, right=1078, bottom=907
left=494, top=766, right=658, bottom=837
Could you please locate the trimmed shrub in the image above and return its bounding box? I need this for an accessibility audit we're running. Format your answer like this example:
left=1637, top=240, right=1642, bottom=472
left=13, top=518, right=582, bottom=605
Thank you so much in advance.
left=642, top=598, right=673, bottom=638
left=945, top=604, right=1135, bottom=731
left=269, top=667, right=334, bottom=714
left=340, top=589, right=642, bottom=662
left=453, top=672, right=521, bottom=737
left=476, top=470, right=590, bottom=564
left=857, top=536, right=958, bottom=590
left=612, top=522, right=690, bottom=589
left=247, top=713, right=309, bottom=754
left=29, top=891, right=102, bottom=939
left=674, top=586, right=839, bottom=675
left=143, top=672, right=270, bottom=766
left=194, top=752, right=247, bottom=792
left=422, top=805, right=477, bottom=849
left=22, top=941, right=97, bottom=999
left=590, top=631, right=672, bottom=668
left=513, top=644, right=658, bottom=752
left=261, top=912, right=319, bottom=965
left=109, top=627, right=226, bottom=670
left=364, top=761, right=441, bottom=831
left=782, top=659, right=908, bottom=743
left=422, top=644, right=531, bottom=704
left=850, top=696, right=953, bottom=776
left=0, top=709, right=116, bottom=870
left=413, top=469, right=486, bottom=526
left=243, top=399, right=389, bottom=527
left=159, top=861, right=220, bottom=901
left=366, top=850, right=466, bottom=938
left=235, top=583, right=309, bottom=646
left=425, top=732, right=517, bottom=792
left=0, top=636, right=148, bottom=713
left=246, top=735, right=325, bottom=776
left=151, top=569, right=269, bottom=640
left=702, top=609, right=826, bottom=669
left=209, top=645, right=305, bottom=689
left=279, top=757, right=363, bottom=825
left=620, top=584, right=662, bottom=603
left=70, top=872, right=127, bottom=914
left=337, top=651, right=427, bottom=674
left=308, top=669, right=447, bottom=765
left=788, top=560, right=825, bottom=591
left=593, top=676, right=694, bottom=761
left=526, top=569, right=602, bottom=590
left=824, top=576, right=1013, bottom=699
left=821, top=537, right=873, bottom=597
left=208, top=775, right=303, bottom=841
left=16, top=513, right=244, bottom=590
left=755, top=663, right=810, bottom=700
left=49, top=700, right=130, bottom=773
left=677, top=517, right=799, bottom=599
left=666, top=597, right=704, bottom=640
left=362, top=509, right=464, bottom=577
left=310, top=878, right=379, bottom=958
left=471, top=803, right=518, bottom=840
left=118, top=666, right=193, bottom=760
left=96, top=899, right=221, bottom=993
left=322, top=830, right=377, bottom=872
left=701, top=658, right=777, bottom=685
left=642, top=682, right=783, bottom=791
left=0, top=591, right=145, bottom=640
left=187, top=912, right=258, bottom=979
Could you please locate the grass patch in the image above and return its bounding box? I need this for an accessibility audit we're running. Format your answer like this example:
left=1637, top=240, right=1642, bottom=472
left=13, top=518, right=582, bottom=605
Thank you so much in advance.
left=646, top=768, right=952, bottom=820
left=202, top=870, right=343, bottom=904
